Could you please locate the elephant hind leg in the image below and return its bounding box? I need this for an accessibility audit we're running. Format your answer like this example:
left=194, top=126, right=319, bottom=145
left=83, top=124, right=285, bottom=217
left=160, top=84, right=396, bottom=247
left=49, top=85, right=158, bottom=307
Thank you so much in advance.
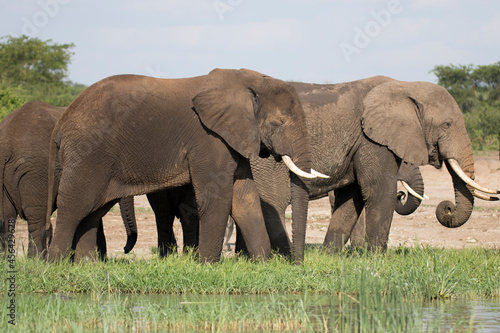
left=48, top=168, right=115, bottom=261
left=324, top=184, right=364, bottom=250
left=147, top=191, right=178, bottom=257
left=22, top=205, right=51, bottom=257
left=73, top=201, right=117, bottom=263
left=176, top=186, right=199, bottom=252
left=0, top=194, right=17, bottom=253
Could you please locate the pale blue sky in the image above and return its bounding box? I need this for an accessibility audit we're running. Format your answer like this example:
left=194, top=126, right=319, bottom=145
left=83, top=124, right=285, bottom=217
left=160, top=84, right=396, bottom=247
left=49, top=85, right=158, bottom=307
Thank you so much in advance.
left=1, top=0, right=499, bottom=86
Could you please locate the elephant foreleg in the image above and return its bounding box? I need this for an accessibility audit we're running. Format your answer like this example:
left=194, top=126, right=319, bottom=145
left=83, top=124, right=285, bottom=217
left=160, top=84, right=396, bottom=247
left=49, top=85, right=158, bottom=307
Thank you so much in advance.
left=231, top=159, right=271, bottom=261
left=356, top=148, right=399, bottom=250
left=323, top=184, right=364, bottom=250
left=190, top=158, right=236, bottom=263
left=363, top=193, right=397, bottom=250
left=349, top=209, right=367, bottom=248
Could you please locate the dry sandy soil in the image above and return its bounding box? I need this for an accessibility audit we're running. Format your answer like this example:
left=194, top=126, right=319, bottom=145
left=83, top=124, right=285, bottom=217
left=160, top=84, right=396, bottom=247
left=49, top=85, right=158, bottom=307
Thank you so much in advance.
left=12, top=152, right=500, bottom=258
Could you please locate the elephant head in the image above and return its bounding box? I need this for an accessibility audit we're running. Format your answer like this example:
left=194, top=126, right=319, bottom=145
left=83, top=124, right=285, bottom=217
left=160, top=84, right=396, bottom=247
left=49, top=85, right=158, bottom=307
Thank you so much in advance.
left=361, top=81, right=499, bottom=228
left=192, top=68, right=317, bottom=261
left=193, top=69, right=311, bottom=169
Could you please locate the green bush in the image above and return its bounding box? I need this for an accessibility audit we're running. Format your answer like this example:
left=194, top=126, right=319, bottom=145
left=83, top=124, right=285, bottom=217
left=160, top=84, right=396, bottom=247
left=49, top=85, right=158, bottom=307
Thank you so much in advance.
left=0, top=87, right=25, bottom=120
left=0, top=35, right=86, bottom=119
left=432, top=62, right=500, bottom=151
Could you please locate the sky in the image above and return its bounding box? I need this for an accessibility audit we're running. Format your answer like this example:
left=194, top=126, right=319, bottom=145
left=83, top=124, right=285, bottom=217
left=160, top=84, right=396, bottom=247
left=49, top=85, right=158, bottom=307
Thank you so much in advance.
left=1, top=0, right=499, bottom=86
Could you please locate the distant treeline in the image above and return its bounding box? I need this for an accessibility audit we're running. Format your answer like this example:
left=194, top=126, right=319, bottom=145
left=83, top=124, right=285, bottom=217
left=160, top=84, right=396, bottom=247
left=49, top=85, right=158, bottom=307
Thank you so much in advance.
left=0, top=35, right=498, bottom=151
left=0, top=35, right=86, bottom=119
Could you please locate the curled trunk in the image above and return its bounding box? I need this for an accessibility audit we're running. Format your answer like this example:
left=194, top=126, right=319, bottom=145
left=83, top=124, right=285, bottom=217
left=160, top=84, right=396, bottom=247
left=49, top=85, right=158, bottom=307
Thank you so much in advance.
left=435, top=160, right=474, bottom=228
left=395, top=163, right=424, bottom=216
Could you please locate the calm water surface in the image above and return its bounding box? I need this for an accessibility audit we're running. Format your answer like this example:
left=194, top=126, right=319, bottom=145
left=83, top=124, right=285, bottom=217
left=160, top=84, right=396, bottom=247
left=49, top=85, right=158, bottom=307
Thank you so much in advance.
left=11, top=293, right=500, bottom=331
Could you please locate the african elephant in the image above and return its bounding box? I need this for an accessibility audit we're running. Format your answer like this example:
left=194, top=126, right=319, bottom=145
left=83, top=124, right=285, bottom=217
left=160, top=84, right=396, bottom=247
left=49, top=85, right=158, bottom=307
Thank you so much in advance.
left=349, top=162, right=425, bottom=247
left=247, top=76, right=498, bottom=253
left=0, top=101, right=138, bottom=257
left=45, top=68, right=317, bottom=263
left=146, top=186, right=199, bottom=256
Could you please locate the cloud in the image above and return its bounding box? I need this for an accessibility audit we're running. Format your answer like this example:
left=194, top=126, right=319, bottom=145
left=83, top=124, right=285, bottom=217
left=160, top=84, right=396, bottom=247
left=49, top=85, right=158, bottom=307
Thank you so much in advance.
left=480, top=12, right=500, bottom=44
left=412, top=0, right=454, bottom=9
left=122, top=0, right=213, bottom=18
left=88, top=19, right=305, bottom=51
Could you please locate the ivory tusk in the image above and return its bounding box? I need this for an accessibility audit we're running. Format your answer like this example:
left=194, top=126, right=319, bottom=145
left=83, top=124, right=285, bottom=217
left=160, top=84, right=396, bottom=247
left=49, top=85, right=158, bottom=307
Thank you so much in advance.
left=311, top=169, right=330, bottom=178
left=400, top=181, right=428, bottom=200
left=473, top=192, right=500, bottom=201
left=447, top=159, right=500, bottom=194
left=282, top=155, right=317, bottom=179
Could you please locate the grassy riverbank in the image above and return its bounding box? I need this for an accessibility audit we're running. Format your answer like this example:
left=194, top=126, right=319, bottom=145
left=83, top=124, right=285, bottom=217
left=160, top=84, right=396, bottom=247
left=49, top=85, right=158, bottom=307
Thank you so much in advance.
left=1, top=246, right=499, bottom=331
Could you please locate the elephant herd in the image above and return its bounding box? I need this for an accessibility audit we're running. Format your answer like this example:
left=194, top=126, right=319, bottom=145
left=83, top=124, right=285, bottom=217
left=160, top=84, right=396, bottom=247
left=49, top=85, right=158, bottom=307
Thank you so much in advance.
left=0, top=69, right=498, bottom=264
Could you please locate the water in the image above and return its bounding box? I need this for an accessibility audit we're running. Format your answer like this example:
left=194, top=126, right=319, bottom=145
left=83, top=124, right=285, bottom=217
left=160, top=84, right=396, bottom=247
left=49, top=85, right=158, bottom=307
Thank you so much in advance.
left=5, top=293, right=500, bottom=331
left=422, top=299, right=500, bottom=332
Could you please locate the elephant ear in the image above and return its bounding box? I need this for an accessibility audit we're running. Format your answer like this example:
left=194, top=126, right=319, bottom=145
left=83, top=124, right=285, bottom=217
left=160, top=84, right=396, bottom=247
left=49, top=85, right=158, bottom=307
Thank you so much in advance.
left=192, top=68, right=261, bottom=159
left=361, top=81, right=428, bottom=166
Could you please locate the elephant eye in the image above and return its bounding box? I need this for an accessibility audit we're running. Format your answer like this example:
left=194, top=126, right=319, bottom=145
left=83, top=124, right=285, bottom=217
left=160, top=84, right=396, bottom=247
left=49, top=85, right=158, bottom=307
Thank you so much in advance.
left=272, top=115, right=287, bottom=126
left=442, top=121, right=452, bottom=130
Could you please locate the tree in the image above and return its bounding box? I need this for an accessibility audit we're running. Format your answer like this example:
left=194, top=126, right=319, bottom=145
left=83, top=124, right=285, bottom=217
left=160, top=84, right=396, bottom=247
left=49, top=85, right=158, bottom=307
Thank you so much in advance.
left=472, top=62, right=500, bottom=89
left=430, top=64, right=477, bottom=112
left=0, top=35, right=74, bottom=85
left=431, top=64, right=475, bottom=90
left=0, top=87, right=25, bottom=119
left=431, top=61, right=500, bottom=151
left=0, top=35, right=84, bottom=112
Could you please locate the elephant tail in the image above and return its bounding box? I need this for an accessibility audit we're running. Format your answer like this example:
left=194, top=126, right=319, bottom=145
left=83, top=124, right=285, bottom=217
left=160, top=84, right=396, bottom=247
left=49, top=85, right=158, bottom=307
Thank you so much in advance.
left=43, top=131, right=61, bottom=249
left=119, top=197, right=138, bottom=254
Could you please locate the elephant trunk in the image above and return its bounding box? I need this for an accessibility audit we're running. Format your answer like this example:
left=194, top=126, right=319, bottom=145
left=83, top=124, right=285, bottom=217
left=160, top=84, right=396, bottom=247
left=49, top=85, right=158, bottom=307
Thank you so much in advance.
left=290, top=173, right=309, bottom=263
left=435, top=157, right=474, bottom=228
left=270, top=117, right=312, bottom=263
left=286, top=139, right=312, bottom=264
left=396, top=164, right=425, bottom=216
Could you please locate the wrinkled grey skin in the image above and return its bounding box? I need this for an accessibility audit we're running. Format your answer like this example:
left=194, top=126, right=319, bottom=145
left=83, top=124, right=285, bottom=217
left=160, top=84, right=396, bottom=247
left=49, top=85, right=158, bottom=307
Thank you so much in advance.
left=249, top=76, right=476, bottom=252
left=45, top=69, right=312, bottom=263
left=0, top=101, right=137, bottom=257
left=348, top=162, right=424, bottom=247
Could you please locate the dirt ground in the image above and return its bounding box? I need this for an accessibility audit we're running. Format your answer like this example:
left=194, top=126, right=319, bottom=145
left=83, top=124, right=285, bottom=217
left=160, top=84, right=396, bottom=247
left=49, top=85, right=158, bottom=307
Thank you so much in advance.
left=12, top=152, right=500, bottom=258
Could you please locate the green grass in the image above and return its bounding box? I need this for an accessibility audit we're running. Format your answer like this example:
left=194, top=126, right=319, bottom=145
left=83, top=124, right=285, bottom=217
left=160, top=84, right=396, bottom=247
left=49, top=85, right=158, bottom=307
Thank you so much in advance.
left=1, top=246, right=499, bottom=331
left=3, top=246, right=500, bottom=296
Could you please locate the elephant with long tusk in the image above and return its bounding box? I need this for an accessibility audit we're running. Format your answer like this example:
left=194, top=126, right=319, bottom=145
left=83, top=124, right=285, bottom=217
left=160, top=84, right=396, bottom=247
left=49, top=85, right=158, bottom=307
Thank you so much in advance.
left=45, top=69, right=315, bottom=263
left=243, top=76, right=500, bottom=253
